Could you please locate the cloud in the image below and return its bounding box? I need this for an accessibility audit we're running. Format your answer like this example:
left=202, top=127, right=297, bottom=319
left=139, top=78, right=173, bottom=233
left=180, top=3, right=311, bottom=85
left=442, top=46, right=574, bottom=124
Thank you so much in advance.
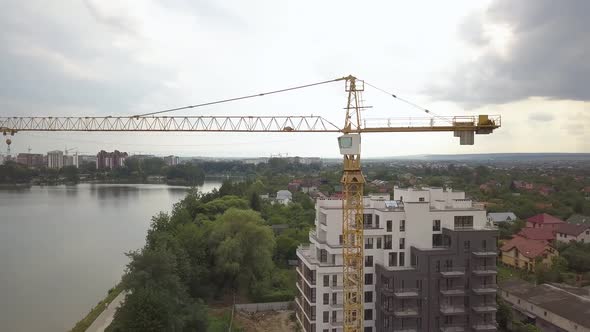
left=429, top=0, right=590, bottom=105
left=528, top=112, right=554, bottom=122
left=0, top=1, right=170, bottom=115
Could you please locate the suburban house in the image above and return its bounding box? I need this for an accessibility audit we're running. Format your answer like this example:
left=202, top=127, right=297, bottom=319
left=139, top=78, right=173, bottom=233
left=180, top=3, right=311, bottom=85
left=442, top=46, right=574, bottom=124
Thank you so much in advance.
left=516, top=228, right=555, bottom=242
left=582, top=186, right=590, bottom=200
left=500, top=279, right=590, bottom=332
left=511, top=180, right=534, bottom=191
left=500, top=236, right=557, bottom=272
left=276, top=190, right=293, bottom=205
left=526, top=213, right=565, bottom=230
left=487, top=212, right=518, bottom=225
left=555, top=223, right=590, bottom=243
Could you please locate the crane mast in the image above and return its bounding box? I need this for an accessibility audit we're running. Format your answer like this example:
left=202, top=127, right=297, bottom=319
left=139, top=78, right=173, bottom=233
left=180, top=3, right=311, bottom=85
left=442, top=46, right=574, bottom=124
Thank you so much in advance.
left=340, top=76, right=365, bottom=332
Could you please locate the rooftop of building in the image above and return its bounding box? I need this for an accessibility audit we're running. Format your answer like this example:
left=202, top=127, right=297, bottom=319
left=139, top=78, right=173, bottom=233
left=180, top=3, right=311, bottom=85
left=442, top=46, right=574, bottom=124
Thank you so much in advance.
left=500, top=236, right=550, bottom=259
left=500, top=279, right=590, bottom=328
left=517, top=227, right=555, bottom=241
left=526, top=213, right=565, bottom=225
left=556, top=223, right=590, bottom=236
left=487, top=212, right=518, bottom=222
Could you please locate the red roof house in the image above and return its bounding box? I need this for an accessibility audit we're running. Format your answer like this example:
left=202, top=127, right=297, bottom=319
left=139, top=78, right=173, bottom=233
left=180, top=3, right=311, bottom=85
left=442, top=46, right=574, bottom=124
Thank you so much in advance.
left=526, top=213, right=565, bottom=230
left=517, top=228, right=555, bottom=242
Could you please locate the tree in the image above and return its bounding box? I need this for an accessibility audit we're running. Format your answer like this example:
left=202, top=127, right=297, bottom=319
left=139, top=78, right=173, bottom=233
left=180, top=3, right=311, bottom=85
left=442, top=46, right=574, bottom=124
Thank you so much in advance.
left=249, top=191, right=262, bottom=211
left=209, top=208, right=275, bottom=294
left=60, top=165, right=79, bottom=183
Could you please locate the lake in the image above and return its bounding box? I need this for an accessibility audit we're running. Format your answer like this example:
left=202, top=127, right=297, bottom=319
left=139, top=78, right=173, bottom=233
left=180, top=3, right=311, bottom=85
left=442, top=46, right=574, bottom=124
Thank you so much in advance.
left=0, top=181, right=222, bottom=332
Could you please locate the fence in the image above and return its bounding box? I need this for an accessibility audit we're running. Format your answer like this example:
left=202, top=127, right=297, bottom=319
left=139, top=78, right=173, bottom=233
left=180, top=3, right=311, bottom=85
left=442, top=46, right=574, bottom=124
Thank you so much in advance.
left=234, top=301, right=293, bottom=313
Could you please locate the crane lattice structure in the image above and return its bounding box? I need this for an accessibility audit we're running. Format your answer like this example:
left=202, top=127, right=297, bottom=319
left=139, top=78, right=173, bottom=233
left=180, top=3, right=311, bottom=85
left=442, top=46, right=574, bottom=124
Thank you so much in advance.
left=0, top=75, right=500, bottom=332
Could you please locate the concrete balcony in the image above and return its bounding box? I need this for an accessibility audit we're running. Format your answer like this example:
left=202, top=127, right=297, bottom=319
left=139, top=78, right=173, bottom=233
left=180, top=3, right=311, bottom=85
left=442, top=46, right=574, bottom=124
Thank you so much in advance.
left=329, top=320, right=343, bottom=328
left=329, top=283, right=344, bottom=292
left=472, top=323, right=497, bottom=331
left=440, top=304, right=466, bottom=315
left=329, top=302, right=343, bottom=310
left=296, top=266, right=316, bottom=287
left=472, top=284, right=497, bottom=295
left=472, top=266, right=498, bottom=276
left=393, top=307, right=420, bottom=317
left=440, top=325, right=465, bottom=332
left=472, top=304, right=497, bottom=313
left=472, top=250, right=497, bottom=257
left=294, top=297, right=315, bottom=323
left=440, top=287, right=466, bottom=296
left=440, top=267, right=465, bottom=277
left=393, top=288, right=420, bottom=298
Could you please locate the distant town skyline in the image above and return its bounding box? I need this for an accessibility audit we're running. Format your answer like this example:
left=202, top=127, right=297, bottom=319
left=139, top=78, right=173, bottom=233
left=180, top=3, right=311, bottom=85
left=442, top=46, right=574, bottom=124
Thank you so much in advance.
left=1, top=1, right=589, bottom=157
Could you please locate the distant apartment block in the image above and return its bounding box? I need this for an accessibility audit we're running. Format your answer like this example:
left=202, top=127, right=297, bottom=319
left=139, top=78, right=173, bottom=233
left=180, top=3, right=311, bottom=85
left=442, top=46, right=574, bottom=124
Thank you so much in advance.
left=63, top=154, right=79, bottom=168
left=164, top=155, right=180, bottom=166
left=47, top=150, right=64, bottom=169
left=296, top=187, right=499, bottom=332
left=500, top=279, right=590, bottom=331
left=96, top=150, right=128, bottom=170
left=16, top=153, right=44, bottom=168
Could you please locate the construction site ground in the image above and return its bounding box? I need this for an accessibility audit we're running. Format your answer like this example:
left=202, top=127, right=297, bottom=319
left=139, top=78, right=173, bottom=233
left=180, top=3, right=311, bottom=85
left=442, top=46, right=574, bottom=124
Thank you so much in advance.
left=234, top=310, right=297, bottom=332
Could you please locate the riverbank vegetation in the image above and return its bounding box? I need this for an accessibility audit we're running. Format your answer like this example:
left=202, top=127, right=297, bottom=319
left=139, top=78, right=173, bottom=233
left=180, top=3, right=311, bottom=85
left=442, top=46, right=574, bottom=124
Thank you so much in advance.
left=69, top=284, right=124, bottom=332
left=104, top=178, right=314, bottom=331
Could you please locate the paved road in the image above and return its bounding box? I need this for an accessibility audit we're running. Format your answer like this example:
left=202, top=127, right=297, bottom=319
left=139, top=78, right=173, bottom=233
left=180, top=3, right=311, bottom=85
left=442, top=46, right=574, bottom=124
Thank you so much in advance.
left=85, top=292, right=126, bottom=332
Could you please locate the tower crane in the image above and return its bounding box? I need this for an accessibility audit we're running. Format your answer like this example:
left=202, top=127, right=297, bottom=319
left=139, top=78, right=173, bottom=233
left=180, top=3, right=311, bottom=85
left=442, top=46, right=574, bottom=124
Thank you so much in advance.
left=0, top=75, right=500, bottom=332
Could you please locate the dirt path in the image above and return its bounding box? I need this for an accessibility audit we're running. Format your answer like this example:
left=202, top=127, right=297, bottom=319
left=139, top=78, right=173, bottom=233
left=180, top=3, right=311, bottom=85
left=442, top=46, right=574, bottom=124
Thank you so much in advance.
left=234, top=310, right=297, bottom=332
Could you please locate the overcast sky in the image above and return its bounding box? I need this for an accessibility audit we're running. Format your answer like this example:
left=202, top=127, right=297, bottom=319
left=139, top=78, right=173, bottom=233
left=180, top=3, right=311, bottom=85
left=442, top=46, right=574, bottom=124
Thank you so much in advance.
left=1, top=0, right=588, bottom=157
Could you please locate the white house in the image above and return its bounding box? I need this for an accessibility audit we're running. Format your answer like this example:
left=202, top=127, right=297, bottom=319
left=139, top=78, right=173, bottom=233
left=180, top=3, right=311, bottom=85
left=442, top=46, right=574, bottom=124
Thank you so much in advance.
left=276, top=190, right=292, bottom=205
left=487, top=212, right=518, bottom=225
left=555, top=223, right=590, bottom=243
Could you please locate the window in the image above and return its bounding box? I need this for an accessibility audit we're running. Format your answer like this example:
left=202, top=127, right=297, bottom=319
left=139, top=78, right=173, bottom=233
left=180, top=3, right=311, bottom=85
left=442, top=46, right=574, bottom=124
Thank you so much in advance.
left=332, top=292, right=337, bottom=304
left=332, top=275, right=337, bottom=287
left=435, top=260, right=441, bottom=272
left=365, top=273, right=373, bottom=285
left=399, top=252, right=405, bottom=266
left=377, top=237, right=382, bottom=249
left=375, top=215, right=380, bottom=228
left=339, top=235, right=343, bottom=244
left=464, top=240, right=471, bottom=250
left=384, top=235, right=392, bottom=249
left=363, top=214, right=373, bottom=228
left=432, top=234, right=443, bottom=247
left=433, top=219, right=441, bottom=231
left=364, top=291, right=373, bottom=303
left=364, top=309, right=373, bottom=320
left=419, top=197, right=425, bottom=202
left=364, top=327, right=373, bottom=332
left=400, top=220, right=406, bottom=232
left=389, top=252, right=398, bottom=266
left=399, top=238, right=405, bottom=249
left=387, top=220, right=392, bottom=232
left=324, top=275, right=329, bottom=287
left=454, top=215, right=474, bottom=229
left=320, top=249, right=328, bottom=263
left=483, top=240, right=487, bottom=249
left=544, top=311, right=547, bottom=317
left=365, top=255, right=373, bottom=267
left=323, top=293, right=329, bottom=305
left=365, top=237, right=374, bottom=249
left=323, top=311, right=329, bottom=323
left=332, top=311, right=337, bottom=323
left=323, top=330, right=329, bottom=332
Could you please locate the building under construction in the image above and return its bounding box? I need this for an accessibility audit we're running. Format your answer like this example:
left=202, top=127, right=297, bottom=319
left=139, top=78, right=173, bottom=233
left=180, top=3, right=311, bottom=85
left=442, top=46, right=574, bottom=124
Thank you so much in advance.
left=296, top=187, right=498, bottom=332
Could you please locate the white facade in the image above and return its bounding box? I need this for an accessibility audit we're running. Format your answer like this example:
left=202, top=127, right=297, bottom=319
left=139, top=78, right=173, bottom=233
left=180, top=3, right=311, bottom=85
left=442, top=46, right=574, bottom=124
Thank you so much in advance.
left=296, top=187, right=490, bottom=332
left=556, top=227, right=590, bottom=243
left=277, top=190, right=293, bottom=205
left=47, top=150, right=64, bottom=169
